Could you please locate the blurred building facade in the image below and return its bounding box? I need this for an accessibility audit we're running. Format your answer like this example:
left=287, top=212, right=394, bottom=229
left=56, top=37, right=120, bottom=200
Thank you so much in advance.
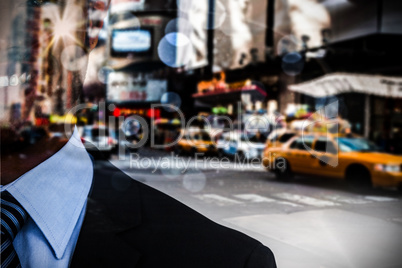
left=4, top=0, right=398, bottom=153
left=0, top=1, right=38, bottom=124
left=83, top=0, right=180, bottom=122
left=0, top=0, right=92, bottom=126
left=82, top=0, right=279, bottom=125
left=274, top=0, right=402, bottom=153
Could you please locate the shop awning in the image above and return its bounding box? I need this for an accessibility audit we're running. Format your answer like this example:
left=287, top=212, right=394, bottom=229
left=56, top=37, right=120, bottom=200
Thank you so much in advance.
left=288, top=73, right=402, bottom=98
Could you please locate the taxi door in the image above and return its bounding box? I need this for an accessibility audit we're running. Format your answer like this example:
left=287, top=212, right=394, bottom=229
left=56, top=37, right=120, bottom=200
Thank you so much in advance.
left=310, top=138, right=340, bottom=178
left=285, top=137, right=314, bottom=174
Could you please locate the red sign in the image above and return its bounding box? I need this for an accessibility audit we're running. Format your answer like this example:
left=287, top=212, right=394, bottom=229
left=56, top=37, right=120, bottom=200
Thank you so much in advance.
left=36, top=117, right=50, bottom=126
left=111, top=108, right=161, bottom=119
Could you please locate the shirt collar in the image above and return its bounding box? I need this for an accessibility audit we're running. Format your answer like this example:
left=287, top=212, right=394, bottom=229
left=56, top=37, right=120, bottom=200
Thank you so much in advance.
left=2, top=127, right=93, bottom=259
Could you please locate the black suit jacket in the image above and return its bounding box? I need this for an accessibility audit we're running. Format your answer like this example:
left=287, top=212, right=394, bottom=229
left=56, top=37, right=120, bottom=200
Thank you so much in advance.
left=70, top=160, right=276, bottom=268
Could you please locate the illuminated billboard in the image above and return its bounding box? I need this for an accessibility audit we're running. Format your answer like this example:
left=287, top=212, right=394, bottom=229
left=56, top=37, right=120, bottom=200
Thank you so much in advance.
left=107, top=72, right=167, bottom=103
left=173, top=1, right=209, bottom=70
left=111, top=28, right=153, bottom=56
left=110, top=0, right=145, bottom=13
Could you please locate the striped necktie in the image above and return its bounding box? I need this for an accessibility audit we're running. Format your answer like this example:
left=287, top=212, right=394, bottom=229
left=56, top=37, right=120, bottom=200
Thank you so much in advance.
left=1, top=191, right=28, bottom=268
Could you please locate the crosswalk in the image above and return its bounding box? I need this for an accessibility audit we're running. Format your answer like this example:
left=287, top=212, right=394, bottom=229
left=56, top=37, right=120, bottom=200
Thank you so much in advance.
left=274, top=193, right=340, bottom=207
left=234, top=193, right=303, bottom=207
left=193, top=194, right=243, bottom=206
left=193, top=192, right=399, bottom=208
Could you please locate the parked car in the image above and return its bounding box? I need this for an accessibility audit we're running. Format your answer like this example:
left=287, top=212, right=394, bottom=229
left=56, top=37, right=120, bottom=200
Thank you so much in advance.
left=242, top=113, right=273, bottom=138
left=174, top=128, right=217, bottom=155
left=152, top=118, right=181, bottom=149
left=110, top=128, right=139, bottom=154
left=80, top=126, right=114, bottom=159
left=216, top=131, right=266, bottom=161
left=263, top=133, right=402, bottom=189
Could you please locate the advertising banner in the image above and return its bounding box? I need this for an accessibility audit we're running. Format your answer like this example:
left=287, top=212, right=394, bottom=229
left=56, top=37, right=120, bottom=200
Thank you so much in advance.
left=212, top=0, right=268, bottom=70
left=107, top=72, right=167, bottom=103
left=176, top=0, right=209, bottom=70
left=110, top=0, right=145, bottom=13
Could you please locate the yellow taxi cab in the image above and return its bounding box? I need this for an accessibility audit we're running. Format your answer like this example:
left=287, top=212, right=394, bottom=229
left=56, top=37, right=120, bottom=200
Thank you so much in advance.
left=262, top=133, right=402, bottom=189
left=174, top=128, right=217, bottom=155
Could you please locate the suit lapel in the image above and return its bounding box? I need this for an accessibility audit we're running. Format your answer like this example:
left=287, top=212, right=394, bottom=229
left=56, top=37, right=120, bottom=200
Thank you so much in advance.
left=70, top=161, right=143, bottom=267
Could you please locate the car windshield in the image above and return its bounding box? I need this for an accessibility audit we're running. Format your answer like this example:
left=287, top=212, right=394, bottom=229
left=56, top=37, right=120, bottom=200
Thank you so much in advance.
left=336, top=137, right=380, bottom=152
left=247, top=133, right=266, bottom=143
left=278, top=133, right=296, bottom=143
left=200, top=133, right=211, bottom=141
left=192, top=132, right=211, bottom=141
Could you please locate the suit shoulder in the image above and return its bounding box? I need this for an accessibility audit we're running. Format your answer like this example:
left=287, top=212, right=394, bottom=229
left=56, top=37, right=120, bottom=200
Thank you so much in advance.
left=91, top=163, right=277, bottom=267
left=246, top=243, right=277, bottom=268
left=135, top=179, right=276, bottom=266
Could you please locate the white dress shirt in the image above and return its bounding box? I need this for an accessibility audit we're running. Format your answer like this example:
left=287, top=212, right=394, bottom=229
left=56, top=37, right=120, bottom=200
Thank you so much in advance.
left=1, top=128, right=93, bottom=267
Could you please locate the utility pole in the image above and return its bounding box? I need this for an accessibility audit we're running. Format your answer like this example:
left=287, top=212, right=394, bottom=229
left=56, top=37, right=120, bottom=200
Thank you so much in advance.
left=265, top=0, right=275, bottom=62
left=206, top=0, right=215, bottom=80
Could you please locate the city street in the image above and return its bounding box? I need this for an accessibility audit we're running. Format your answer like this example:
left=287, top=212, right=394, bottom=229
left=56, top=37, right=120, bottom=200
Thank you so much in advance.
left=101, top=148, right=402, bottom=268
left=2, top=0, right=402, bottom=267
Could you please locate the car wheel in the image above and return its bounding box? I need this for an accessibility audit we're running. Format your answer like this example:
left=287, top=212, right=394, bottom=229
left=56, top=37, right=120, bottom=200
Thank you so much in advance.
left=174, top=145, right=183, bottom=156
left=274, top=158, right=292, bottom=180
left=217, top=149, right=225, bottom=158
left=190, top=147, right=197, bottom=156
left=237, top=151, right=246, bottom=163
left=398, top=183, right=402, bottom=192
left=345, top=165, right=372, bottom=189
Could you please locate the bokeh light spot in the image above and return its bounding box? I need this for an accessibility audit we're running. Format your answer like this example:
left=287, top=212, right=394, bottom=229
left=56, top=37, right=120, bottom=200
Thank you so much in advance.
left=161, top=92, right=182, bottom=112
left=98, top=66, right=114, bottom=84
left=158, top=32, right=192, bottom=68
left=183, top=171, right=206, bottom=193
left=165, top=18, right=193, bottom=37
left=281, top=52, right=304, bottom=76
